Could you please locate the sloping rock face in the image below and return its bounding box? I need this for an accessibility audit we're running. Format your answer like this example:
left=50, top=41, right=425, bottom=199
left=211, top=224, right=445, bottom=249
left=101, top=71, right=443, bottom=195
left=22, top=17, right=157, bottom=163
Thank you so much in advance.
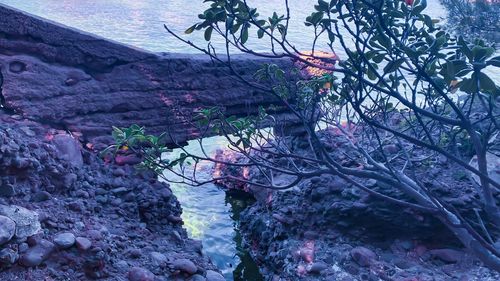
left=0, top=4, right=290, bottom=146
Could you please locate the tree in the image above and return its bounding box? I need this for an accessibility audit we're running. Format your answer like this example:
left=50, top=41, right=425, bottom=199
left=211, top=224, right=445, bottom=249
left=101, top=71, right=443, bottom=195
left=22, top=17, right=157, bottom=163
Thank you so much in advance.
left=109, top=0, right=500, bottom=270
left=441, top=0, right=500, bottom=43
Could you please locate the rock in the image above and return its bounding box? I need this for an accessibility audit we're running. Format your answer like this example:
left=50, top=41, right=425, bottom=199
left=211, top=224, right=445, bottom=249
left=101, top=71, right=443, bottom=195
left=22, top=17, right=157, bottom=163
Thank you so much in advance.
left=206, top=270, right=225, bottom=281
left=192, top=274, right=207, bottom=281
left=167, top=215, right=183, bottom=224
left=32, top=191, right=52, bottom=202
left=429, top=249, right=464, bottom=263
left=469, top=152, right=500, bottom=186
left=0, top=205, right=41, bottom=239
left=351, top=246, right=377, bottom=267
left=0, top=215, right=16, bottom=245
left=172, top=258, right=197, bottom=275
left=0, top=184, right=15, bottom=197
left=307, top=262, right=329, bottom=274
left=19, top=239, right=55, bottom=267
left=53, top=232, right=76, bottom=249
left=0, top=248, right=19, bottom=267
left=115, top=155, right=142, bottom=166
left=52, top=134, right=83, bottom=167
left=150, top=251, right=167, bottom=267
left=75, top=237, right=92, bottom=251
left=114, top=260, right=129, bottom=272
left=128, top=267, right=155, bottom=281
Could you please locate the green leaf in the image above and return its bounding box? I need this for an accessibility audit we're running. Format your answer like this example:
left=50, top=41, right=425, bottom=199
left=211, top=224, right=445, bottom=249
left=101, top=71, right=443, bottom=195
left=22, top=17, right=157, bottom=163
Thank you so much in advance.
left=478, top=72, right=497, bottom=94
left=257, top=28, right=265, bottom=39
left=185, top=24, right=197, bottom=34
left=487, top=56, right=500, bottom=67
left=384, top=58, right=405, bottom=73
left=204, top=27, right=213, bottom=41
left=241, top=26, right=249, bottom=44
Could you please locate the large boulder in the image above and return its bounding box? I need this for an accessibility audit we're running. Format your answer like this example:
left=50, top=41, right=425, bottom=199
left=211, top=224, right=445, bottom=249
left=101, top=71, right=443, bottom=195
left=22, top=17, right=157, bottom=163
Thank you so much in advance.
left=0, top=205, right=41, bottom=239
left=0, top=215, right=16, bottom=245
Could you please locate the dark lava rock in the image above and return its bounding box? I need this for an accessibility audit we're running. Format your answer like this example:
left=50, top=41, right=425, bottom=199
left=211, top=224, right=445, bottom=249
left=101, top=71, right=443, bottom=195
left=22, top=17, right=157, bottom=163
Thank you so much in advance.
left=53, top=232, right=76, bottom=249
left=128, top=267, right=155, bottom=281
left=351, top=246, right=377, bottom=267
left=19, top=239, right=55, bottom=267
left=0, top=215, right=15, bottom=245
left=172, top=258, right=198, bottom=275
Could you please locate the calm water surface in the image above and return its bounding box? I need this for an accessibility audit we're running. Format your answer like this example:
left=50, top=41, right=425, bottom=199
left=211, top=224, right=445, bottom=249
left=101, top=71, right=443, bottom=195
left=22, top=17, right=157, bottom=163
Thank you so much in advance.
left=0, top=1, right=448, bottom=280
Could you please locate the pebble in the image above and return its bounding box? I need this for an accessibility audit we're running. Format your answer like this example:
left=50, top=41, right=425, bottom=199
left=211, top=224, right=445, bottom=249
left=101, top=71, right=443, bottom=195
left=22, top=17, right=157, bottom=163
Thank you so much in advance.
left=307, top=262, right=329, bottom=274
left=172, top=258, right=198, bottom=275
left=0, top=215, right=16, bottom=245
left=75, top=237, right=92, bottom=251
left=206, top=270, right=225, bottom=281
left=0, top=248, right=19, bottom=266
left=150, top=251, right=167, bottom=267
left=32, top=191, right=52, bottom=202
left=53, top=232, right=76, bottom=249
left=128, top=267, right=155, bottom=281
left=351, top=246, right=377, bottom=267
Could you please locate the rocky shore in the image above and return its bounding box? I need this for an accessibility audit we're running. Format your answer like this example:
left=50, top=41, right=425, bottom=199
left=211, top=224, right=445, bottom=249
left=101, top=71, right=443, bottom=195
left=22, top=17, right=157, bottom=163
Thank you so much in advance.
left=0, top=110, right=225, bottom=281
left=215, top=129, right=500, bottom=281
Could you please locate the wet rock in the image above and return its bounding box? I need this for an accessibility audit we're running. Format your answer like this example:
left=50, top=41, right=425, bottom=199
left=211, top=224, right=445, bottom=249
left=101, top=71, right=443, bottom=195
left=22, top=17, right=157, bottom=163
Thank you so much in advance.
left=351, top=246, right=377, bottom=267
left=0, top=215, right=16, bottom=245
left=128, top=267, right=155, bottom=281
left=53, top=232, right=76, bottom=249
left=429, top=249, right=464, bottom=263
left=19, top=239, right=55, bottom=267
left=0, top=205, right=41, bottom=239
left=76, top=237, right=92, bottom=251
left=206, top=270, right=225, bottom=281
left=172, top=258, right=197, bottom=275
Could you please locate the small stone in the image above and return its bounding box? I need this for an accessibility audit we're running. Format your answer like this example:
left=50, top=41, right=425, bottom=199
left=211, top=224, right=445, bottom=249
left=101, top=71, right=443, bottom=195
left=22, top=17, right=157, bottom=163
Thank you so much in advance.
left=308, top=262, right=329, bottom=274
left=19, top=239, right=55, bottom=267
left=114, top=260, right=129, bottom=272
left=128, top=267, right=155, bottom=281
left=111, top=187, right=128, bottom=195
left=150, top=251, right=167, bottom=267
left=167, top=215, right=183, bottom=224
left=192, top=274, right=207, bottom=281
left=127, top=248, right=142, bottom=258
left=172, top=258, right=197, bottom=275
left=0, top=215, right=16, bottom=245
left=115, top=155, right=142, bottom=166
left=32, top=191, right=52, bottom=202
left=351, top=246, right=377, bottom=267
left=206, top=270, right=225, bottom=281
left=0, top=184, right=15, bottom=197
left=76, top=237, right=92, bottom=251
left=0, top=248, right=19, bottom=267
left=53, top=232, right=76, bottom=249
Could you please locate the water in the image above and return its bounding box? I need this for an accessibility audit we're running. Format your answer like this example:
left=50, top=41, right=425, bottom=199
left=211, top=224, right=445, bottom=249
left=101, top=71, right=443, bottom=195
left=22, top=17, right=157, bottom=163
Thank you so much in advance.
left=162, top=137, right=263, bottom=280
left=0, top=1, right=449, bottom=280
left=0, top=0, right=447, bottom=55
